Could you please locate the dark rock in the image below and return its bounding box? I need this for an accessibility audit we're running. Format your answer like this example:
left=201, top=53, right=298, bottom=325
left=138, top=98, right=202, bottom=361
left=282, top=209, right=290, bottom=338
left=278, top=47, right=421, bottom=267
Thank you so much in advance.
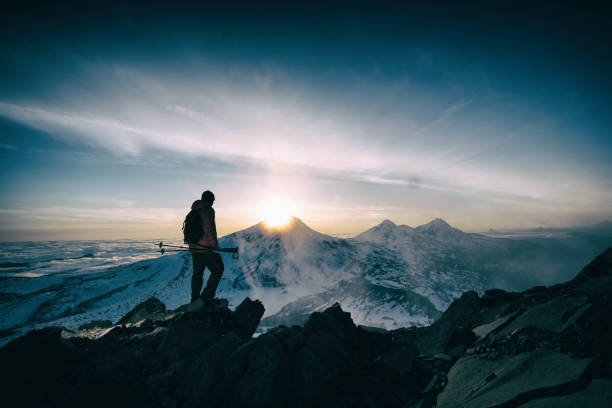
left=223, top=330, right=295, bottom=407
left=519, top=379, right=612, bottom=407
left=117, top=296, right=167, bottom=325
left=498, top=297, right=590, bottom=336
left=0, top=327, right=83, bottom=406
left=415, top=291, right=480, bottom=355
left=295, top=331, right=352, bottom=400
left=66, top=342, right=151, bottom=408
left=480, top=288, right=518, bottom=307
left=232, top=297, right=265, bottom=339
left=177, top=332, right=243, bottom=408
left=572, top=247, right=612, bottom=283
left=78, top=319, right=113, bottom=330
left=446, top=326, right=477, bottom=354
left=472, top=313, right=517, bottom=340
left=442, top=291, right=481, bottom=322
left=303, top=302, right=359, bottom=344
left=437, top=349, right=593, bottom=408
left=378, top=346, right=418, bottom=374
left=160, top=311, right=223, bottom=359
left=160, top=297, right=264, bottom=360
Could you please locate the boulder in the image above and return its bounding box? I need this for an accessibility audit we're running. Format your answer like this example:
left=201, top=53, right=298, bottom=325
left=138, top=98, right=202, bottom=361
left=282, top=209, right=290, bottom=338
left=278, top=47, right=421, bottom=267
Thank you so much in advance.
left=519, top=379, right=612, bottom=407
left=232, top=297, right=265, bottom=339
left=160, top=311, right=223, bottom=358
left=302, top=302, right=359, bottom=342
left=117, top=297, right=167, bottom=325
left=416, top=291, right=480, bottom=355
left=472, top=313, right=516, bottom=340
left=437, top=349, right=593, bottom=408
left=498, top=297, right=590, bottom=336
left=160, top=297, right=264, bottom=359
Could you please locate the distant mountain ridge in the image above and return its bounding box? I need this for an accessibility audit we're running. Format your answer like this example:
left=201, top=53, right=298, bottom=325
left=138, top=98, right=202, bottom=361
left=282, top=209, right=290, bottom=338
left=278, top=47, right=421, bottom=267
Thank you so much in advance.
left=256, top=217, right=612, bottom=329
left=356, top=217, right=472, bottom=243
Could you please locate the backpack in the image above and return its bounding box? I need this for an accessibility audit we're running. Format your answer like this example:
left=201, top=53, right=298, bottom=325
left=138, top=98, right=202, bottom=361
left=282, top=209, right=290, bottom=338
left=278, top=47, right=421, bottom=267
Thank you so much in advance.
left=183, top=209, right=203, bottom=244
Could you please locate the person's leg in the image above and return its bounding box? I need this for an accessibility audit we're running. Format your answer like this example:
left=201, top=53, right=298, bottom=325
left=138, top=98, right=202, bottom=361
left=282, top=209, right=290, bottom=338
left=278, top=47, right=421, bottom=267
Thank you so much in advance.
left=201, top=252, right=225, bottom=301
left=191, top=252, right=206, bottom=302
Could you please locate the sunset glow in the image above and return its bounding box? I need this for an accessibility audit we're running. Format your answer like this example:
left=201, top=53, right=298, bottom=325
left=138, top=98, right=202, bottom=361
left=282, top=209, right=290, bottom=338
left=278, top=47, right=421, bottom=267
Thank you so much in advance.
left=258, top=198, right=294, bottom=228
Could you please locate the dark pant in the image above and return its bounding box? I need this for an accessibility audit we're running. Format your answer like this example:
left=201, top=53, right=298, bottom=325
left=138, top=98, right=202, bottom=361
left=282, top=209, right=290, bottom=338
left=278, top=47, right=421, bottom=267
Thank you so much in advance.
left=191, top=251, right=224, bottom=302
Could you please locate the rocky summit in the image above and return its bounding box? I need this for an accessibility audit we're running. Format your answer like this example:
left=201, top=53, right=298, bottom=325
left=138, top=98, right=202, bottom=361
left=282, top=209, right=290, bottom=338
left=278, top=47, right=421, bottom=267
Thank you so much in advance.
left=1, top=249, right=612, bottom=408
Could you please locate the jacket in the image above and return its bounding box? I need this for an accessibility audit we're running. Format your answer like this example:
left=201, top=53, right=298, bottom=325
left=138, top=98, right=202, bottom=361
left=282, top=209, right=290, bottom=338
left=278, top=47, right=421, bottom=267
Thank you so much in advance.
left=189, top=200, right=219, bottom=250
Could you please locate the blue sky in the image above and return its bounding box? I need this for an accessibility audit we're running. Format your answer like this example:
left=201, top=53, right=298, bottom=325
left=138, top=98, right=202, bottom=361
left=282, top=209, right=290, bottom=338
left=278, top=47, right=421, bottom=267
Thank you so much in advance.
left=1, top=2, right=611, bottom=241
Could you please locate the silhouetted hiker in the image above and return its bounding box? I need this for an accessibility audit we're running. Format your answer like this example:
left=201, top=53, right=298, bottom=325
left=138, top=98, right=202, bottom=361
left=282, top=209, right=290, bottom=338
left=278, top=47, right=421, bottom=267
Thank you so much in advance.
left=187, top=190, right=224, bottom=302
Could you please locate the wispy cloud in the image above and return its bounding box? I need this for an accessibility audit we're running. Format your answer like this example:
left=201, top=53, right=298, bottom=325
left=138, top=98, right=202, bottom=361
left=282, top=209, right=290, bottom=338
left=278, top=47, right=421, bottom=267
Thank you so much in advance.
left=0, top=95, right=554, bottom=199
left=1, top=64, right=610, bottom=232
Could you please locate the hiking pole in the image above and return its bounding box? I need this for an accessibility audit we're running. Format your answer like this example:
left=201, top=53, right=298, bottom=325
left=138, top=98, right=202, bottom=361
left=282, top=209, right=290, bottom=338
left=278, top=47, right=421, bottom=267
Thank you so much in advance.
left=158, top=241, right=236, bottom=251
left=158, top=248, right=215, bottom=254
left=156, top=242, right=190, bottom=249
left=158, top=247, right=240, bottom=259
left=157, top=242, right=239, bottom=259
left=158, top=241, right=227, bottom=251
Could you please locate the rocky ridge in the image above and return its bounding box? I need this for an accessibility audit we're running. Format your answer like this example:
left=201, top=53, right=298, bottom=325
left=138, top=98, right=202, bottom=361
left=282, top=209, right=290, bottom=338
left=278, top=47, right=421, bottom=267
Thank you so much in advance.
left=1, top=248, right=611, bottom=407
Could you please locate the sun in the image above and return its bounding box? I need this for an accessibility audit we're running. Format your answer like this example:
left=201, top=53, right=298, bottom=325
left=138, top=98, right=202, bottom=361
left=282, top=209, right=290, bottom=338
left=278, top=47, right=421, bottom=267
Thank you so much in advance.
left=257, top=198, right=294, bottom=228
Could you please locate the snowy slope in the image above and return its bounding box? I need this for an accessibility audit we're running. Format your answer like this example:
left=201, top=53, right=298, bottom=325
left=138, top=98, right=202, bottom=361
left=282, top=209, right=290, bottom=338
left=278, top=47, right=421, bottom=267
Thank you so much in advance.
left=0, top=252, right=192, bottom=344
left=218, top=217, right=362, bottom=290
left=260, top=277, right=442, bottom=330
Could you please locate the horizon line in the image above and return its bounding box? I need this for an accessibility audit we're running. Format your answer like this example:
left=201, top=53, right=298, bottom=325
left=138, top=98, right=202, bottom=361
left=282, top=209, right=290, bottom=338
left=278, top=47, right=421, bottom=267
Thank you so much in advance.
left=1, top=216, right=610, bottom=244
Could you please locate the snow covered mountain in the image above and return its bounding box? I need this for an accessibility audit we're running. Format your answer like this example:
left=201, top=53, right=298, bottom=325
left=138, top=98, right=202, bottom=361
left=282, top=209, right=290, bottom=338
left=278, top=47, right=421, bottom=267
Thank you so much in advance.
left=260, top=218, right=612, bottom=329
left=353, top=218, right=501, bottom=309
left=215, top=216, right=479, bottom=328
left=260, top=277, right=442, bottom=330
left=217, top=217, right=362, bottom=289
left=2, top=217, right=611, bottom=344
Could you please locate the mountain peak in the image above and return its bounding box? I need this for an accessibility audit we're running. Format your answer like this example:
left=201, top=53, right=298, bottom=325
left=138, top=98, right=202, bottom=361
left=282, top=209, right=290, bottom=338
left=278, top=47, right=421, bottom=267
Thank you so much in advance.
left=253, top=216, right=320, bottom=237
left=418, top=218, right=452, bottom=230
left=415, top=218, right=466, bottom=239
left=378, top=219, right=397, bottom=228
left=289, top=215, right=308, bottom=228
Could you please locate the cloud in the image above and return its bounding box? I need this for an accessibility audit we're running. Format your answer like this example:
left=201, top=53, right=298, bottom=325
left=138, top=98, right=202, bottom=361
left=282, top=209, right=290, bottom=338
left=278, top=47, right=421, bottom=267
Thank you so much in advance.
left=0, top=206, right=182, bottom=225
left=0, top=64, right=610, bottom=213
left=0, top=96, right=507, bottom=195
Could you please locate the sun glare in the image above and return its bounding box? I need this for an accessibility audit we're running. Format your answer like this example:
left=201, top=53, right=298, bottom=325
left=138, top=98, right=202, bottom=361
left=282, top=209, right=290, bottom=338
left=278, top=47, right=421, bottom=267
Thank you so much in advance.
left=258, top=198, right=294, bottom=228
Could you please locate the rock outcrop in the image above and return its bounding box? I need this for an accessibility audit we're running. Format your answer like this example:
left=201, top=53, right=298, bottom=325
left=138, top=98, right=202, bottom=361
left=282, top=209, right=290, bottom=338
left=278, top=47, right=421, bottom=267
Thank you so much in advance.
left=1, top=248, right=611, bottom=408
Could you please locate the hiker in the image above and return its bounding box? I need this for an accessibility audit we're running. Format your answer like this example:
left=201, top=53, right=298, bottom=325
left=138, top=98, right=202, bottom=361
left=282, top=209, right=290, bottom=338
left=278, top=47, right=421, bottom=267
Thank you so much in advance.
left=188, top=190, right=224, bottom=302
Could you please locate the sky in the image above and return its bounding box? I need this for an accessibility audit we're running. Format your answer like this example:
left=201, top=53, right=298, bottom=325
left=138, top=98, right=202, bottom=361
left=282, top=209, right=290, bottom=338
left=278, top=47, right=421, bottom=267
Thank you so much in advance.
left=1, top=1, right=611, bottom=241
